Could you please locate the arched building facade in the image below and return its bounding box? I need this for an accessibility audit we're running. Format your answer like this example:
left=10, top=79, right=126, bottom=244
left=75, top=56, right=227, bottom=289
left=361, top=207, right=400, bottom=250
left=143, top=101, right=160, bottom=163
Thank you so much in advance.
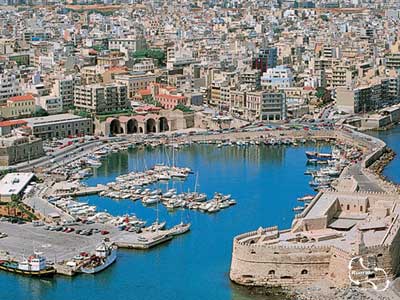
left=103, top=114, right=173, bottom=136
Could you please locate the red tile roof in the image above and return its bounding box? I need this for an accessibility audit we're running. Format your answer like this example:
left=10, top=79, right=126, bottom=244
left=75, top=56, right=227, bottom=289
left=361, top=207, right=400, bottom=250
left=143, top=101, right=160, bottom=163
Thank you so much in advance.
left=0, top=119, right=28, bottom=127
left=138, top=89, right=152, bottom=96
left=8, top=94, right=35, bottom=102
left=155, top=94, right=186, bottom=100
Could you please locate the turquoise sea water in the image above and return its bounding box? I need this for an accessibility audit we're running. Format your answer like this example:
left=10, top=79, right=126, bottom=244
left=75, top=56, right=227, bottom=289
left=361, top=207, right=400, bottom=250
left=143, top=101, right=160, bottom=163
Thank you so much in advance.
left=0, top=142, right=341, bottom=300
left=367, top=126, right=400, bottom=183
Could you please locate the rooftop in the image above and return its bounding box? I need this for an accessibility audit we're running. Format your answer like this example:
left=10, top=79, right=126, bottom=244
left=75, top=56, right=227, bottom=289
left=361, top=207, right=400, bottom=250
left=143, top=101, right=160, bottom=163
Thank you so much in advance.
left=0, top=173, right=34, bottom=197
left=8, top=94, right=34, bottom=102
left=23, top=114, right=90, bottom=127
left=0, top=120, right=28, bottom=128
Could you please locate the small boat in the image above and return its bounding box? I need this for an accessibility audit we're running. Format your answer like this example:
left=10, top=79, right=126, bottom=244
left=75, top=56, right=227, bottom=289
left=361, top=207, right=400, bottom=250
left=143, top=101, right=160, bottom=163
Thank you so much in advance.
left=142, top=195, right=160, bottom=205
left=145, top=221, right=166, bottom=232
left=0, top=252, right=55, bottom=277
left=86, top=159, right=102, bottom=167
left=80, top=242, right=117, bottom=274
left=169, top=222, right=191, bottom=236
left=208, top=205, right=220, bottom=213
left=293, top=206, right=305, bottom=212
left=297, top=195, right=314, bottom=202
left=228, top=199, right=237, bottom=206
left=305, top=151, right=332, bottom=161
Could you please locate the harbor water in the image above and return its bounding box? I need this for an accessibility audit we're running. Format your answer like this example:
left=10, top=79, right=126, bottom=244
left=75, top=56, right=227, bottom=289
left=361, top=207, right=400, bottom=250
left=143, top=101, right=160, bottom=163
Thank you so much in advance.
left=367, top=126, right=400, bottom=183
left=0, top=142, right=341, bottom=300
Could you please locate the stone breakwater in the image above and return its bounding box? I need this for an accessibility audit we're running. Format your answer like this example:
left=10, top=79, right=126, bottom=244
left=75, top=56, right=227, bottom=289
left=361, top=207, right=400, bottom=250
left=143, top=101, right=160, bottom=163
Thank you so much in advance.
left=229, top=128, right=400, bottom=292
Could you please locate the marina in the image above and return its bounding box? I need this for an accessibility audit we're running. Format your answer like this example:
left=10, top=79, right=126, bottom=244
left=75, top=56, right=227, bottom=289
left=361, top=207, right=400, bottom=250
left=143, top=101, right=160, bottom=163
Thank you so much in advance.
left=0, top=126, right=393, bottom=300
left=0, top=137, right=334, bottom=300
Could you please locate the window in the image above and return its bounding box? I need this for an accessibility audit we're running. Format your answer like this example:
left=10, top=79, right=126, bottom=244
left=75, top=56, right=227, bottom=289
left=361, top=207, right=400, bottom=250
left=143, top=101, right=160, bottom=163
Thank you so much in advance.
left=268, top=270, right=275, bottom=275
left=301, top=270, right=308, bottom=275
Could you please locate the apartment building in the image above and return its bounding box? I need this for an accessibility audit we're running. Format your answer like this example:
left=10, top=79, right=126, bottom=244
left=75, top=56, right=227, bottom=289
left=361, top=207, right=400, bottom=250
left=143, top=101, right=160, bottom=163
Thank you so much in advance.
left=261, top=66, right=293, bottom=89
left=74, top=83, right=128, bottom=113
left=115, top=72, right=156, bottom=98
left=245, top=90, right=287, bottom=122
left=336, top=76, right=400, bottom=114
left=0, top=72, right=22, bottom=105
left=53, top=76, right=77, bottom=110
left=37, top=95, right=62, bottom=115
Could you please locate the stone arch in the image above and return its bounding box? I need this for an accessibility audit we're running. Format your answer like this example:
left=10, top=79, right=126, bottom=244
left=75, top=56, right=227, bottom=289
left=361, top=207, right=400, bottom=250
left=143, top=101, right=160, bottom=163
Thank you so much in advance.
left=127, top=118, right=138, bottom=134
left=159, top=117, right=169, bottom=132
left=146, top=118, right=157, bottom=133
left=301, top=269, right=308, bottom=275
left=110, top=119, right=122, bottom=135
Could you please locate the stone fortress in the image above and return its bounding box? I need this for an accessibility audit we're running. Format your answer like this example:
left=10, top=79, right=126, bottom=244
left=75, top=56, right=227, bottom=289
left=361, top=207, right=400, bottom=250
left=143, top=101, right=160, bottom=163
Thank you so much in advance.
left=230, top=128, right=400, bottom=289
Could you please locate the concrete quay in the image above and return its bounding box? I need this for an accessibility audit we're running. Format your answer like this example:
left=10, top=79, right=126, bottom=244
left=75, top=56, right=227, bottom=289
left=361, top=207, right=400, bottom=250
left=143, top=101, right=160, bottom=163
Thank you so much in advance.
left=0, top=221, right=176, bottom=276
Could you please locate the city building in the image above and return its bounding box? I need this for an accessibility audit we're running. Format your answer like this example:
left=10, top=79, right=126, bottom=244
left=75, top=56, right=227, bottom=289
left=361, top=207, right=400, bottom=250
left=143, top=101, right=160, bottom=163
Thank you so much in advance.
left=0, top=72, right=22, bottom=105
left=74, top=83, right=129, bottom=113
left=115, top=72, right=157, bottom=99
left=53, top=76, right=77, bottom=110
left=0, top=173, right=35, bottom=201
left=155, top=94, right=187, bottom=109
left=261, top=66, right=294, bottom=89
left=0, top=119, right=27, bottom=136
left=37, top=95, right=63, bottom=115
left=0, top=94, right=35, bottom=119
left=24, top=113, right=93, bottom=140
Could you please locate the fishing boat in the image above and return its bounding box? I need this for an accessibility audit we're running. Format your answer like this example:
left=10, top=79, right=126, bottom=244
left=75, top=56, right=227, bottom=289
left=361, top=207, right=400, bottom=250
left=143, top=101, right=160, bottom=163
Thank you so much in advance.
left=0, top=252, right=55, bottom=277
left=169, top=222, right=191, bottom=236
left=305, top=151, right=332, bottom=161
left=80, top=242, right=117, bottom=274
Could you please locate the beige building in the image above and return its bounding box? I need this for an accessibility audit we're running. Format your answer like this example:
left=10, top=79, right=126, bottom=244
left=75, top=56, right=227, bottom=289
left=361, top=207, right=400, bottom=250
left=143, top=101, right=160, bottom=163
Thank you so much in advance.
left=115, top=72, right=156, bottom=98
left=0, top=95, right=36, bottom=119
left=74, top=83, right=128, bottom=113
left=0, top=135, right=44, bottom=166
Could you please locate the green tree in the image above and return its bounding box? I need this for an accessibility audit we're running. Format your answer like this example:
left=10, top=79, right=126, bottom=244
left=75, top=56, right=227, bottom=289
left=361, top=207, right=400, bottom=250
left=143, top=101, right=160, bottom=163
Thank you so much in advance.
left=174, top=104, right=192, bottom=113
left=132, top=49, right=166, bottom=66
left=33, top=108, right=49, bottom=117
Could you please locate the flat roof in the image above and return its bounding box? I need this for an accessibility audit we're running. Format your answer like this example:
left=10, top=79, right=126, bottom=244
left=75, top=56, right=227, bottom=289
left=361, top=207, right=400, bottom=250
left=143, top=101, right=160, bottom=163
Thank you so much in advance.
left=304, top=194, right=338, bottom=219
left=23, top=114, right=90, bottom=127
left=0, top=173, right=34, bottom=196
left=328, top=218, right=357, bottom=230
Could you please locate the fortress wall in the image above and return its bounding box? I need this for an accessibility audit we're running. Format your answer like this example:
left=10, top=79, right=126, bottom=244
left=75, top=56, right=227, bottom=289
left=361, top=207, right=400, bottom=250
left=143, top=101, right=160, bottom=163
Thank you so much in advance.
left=328, top=247, right=352, bottom=286
left=230, top=240, right=331, bottom=286
left=386, top=228, right=400, bottom=277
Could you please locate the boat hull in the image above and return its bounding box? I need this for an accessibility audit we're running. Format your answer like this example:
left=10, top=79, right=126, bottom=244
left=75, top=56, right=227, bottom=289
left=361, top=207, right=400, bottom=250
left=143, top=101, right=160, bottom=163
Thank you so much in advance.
left=81, top=249, right=117, bottom=274
left=0, top=264, right=55, bottom=277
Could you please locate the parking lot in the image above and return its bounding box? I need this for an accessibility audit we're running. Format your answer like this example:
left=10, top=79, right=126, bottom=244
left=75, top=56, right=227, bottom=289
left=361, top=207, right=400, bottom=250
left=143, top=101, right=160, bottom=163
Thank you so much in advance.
left=0, top=221, right=123, bottom=262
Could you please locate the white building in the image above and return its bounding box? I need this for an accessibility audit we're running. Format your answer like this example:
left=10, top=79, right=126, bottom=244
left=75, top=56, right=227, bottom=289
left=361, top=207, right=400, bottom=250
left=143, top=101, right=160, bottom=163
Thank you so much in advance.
left=0, top=72, right=22, bottom=105
left=37, top=95, right=63, bottom=114
left=0, top=173, right=35, bottom=202
left=53, top=76, right=77, bottom=110
left=261, top=66, right=294, bottom=89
